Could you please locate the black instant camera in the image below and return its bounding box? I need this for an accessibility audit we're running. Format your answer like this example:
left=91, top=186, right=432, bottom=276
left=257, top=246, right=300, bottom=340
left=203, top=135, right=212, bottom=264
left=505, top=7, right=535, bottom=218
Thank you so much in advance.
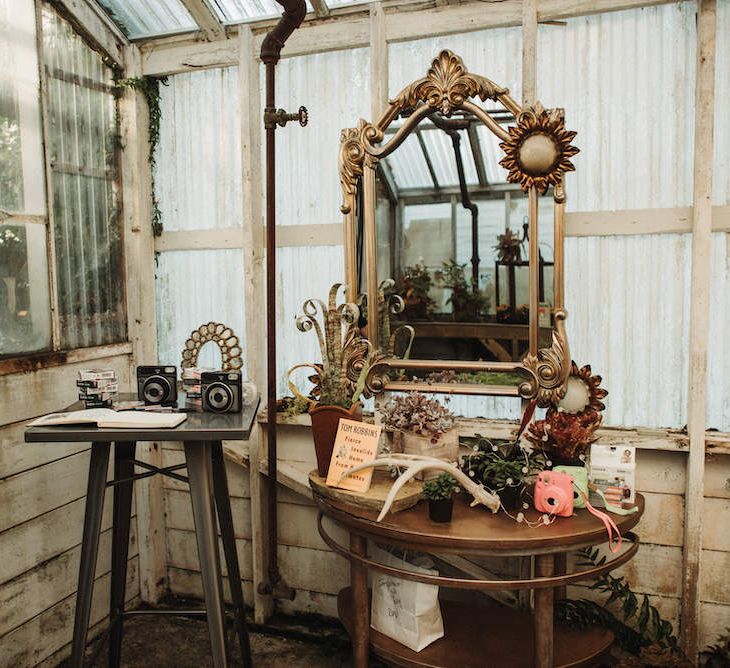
left=201, top=371, right=242, bottom=414
left=137, top=366, right=178, bottom=406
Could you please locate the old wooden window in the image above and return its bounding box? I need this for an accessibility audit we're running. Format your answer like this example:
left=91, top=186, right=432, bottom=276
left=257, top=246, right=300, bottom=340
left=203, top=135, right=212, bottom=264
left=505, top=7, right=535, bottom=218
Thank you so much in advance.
left=41, top=5, right=126, bottom=350
left=0, top=0, right=52, bottom=356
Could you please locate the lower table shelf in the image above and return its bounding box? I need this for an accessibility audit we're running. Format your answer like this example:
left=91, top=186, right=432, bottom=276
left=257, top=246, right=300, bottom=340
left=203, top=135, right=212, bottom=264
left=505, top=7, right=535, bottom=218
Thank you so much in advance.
left=338, top=588, right=613, bottom=668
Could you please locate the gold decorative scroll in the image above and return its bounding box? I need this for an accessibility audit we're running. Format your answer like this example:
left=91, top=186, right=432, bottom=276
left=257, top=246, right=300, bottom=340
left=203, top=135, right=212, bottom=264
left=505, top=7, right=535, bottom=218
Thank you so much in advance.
left=522, top=309, right=571, bottom=407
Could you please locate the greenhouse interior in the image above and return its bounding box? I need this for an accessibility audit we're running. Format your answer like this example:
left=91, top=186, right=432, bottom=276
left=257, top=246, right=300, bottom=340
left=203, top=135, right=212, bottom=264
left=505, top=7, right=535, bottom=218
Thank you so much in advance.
left=0, top=0, right=729, bottom=666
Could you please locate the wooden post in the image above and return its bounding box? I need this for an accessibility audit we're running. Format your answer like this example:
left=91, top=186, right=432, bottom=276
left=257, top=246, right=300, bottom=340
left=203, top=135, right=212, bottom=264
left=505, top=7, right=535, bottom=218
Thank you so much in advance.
left=350, top=533, right=370, bottom=668
left=521, top=0, right=537, bottom=107
left=680, top=0, right=716, bottom=658
left=240, top=26, right=272, bottom=625
left=369, top=1, right=388, bottom=121
left=119, top=44, right=166, bottom=604
left=534, top=554, right=554, bottom=668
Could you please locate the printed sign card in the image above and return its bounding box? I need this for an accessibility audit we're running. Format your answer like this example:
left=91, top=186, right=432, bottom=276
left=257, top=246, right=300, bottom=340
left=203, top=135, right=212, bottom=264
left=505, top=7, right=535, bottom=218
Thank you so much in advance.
left=325, top=419, right=382, bottom=493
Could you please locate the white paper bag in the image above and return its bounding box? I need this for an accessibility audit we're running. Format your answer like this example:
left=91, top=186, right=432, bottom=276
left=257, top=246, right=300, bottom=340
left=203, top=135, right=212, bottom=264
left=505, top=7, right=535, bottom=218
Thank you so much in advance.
left=370, top=547, right=444, bottom=652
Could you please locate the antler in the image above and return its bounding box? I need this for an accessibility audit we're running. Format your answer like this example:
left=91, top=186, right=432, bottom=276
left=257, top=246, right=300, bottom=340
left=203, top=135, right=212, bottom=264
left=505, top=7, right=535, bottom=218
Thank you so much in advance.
left=342, top=454, right=500, bottom=521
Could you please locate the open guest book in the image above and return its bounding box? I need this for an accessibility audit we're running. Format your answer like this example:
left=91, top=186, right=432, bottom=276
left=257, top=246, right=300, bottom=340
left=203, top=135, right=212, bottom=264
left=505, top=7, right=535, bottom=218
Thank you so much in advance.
left=28, top=408, right=187, bottom=429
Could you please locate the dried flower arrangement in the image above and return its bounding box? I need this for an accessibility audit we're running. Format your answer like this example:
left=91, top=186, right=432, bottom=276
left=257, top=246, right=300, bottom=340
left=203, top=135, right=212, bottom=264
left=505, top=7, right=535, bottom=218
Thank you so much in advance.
left=494, top=228, right=523, bottom=264
left=460, top=435, right=546, bottom=511
left=380, top=392, right=456, bottom=444
left=525, top=362, right=607, bottom=465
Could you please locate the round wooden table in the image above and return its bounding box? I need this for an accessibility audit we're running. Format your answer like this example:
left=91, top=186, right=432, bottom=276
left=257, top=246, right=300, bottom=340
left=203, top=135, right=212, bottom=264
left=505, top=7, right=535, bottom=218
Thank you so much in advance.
left=313, top=487, right=644, bottom=668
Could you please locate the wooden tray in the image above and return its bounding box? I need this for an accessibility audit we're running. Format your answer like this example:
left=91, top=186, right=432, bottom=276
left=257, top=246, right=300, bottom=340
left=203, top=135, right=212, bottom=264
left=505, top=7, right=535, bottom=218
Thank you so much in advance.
left=309, top=469, right=423, bottom=514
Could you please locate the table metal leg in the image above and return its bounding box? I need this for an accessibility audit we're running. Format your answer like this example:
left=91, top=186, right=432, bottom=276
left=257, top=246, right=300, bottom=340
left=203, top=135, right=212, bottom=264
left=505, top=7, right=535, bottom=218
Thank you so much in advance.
left=211, top=440, right=252, bottom=668
left=71, top=442, right=111, bottom=668
left=185, top=441, right=228, bottom=668
left=350, top=533, right=369, bottom=668
left=534, top=554, right=555, bottom=668
left=109, top=441, right=136, bottom=668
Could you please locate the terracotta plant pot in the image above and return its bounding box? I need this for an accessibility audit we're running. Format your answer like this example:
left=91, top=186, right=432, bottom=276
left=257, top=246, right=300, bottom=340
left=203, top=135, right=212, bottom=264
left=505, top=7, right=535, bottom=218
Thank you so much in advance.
left=428, top=498, right=453, bottom=523
left=310, top=402, right=363, bottom=477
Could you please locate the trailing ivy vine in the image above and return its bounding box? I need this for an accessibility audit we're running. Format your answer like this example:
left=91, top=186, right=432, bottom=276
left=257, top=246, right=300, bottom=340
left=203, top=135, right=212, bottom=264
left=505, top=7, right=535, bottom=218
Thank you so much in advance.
left=116, top=75, right=168, bottom=236
left=555, top=547, right=682, bottom=658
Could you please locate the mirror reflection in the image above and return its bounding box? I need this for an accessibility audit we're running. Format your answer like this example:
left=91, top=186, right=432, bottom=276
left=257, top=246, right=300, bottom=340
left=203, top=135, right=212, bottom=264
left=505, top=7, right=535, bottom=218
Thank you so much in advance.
left=360, top=110, right=555, bottom=369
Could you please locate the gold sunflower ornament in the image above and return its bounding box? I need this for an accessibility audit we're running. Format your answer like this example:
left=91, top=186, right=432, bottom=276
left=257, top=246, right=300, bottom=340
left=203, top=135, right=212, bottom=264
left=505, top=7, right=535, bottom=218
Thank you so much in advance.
left=557, top=362, right=608, bottom=415
left=499, top=102, right=579, bottom=194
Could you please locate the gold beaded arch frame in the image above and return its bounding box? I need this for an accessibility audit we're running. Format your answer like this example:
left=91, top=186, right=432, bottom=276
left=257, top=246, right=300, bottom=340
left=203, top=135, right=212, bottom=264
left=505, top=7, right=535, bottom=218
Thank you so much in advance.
left=181, top=321, right=243, bottom=371
left=338, top=49, right=579, bottom=407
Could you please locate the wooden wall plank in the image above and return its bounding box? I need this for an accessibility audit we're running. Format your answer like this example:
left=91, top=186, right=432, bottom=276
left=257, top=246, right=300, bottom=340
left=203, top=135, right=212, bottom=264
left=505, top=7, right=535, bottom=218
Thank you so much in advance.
left=0, top=522, right=137, bottom=637
left=0, top=559, right=139, bottom=668
left=701, top=549, right=730, bottom=604
left=167, top=566, right=255, bottom=607
left=0, top=486, right=134, bottom=587
left=700, top=601, right=730, bottom=649
left=681, top=0, right=717, bottom=656
left=165, top=528, right=253, bottom=580
left=160, top=448, right=251, bottom=496
left=0, top=355, right=132, bottom=426
left=165, top=489, right=252, bottom=540
left=0, top=421, right=87, bottom=481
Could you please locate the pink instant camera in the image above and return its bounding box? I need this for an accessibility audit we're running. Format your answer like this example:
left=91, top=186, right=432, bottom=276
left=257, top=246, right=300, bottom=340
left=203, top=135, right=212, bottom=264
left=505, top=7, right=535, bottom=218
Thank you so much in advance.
left=534, top=470, right=574, bottom=517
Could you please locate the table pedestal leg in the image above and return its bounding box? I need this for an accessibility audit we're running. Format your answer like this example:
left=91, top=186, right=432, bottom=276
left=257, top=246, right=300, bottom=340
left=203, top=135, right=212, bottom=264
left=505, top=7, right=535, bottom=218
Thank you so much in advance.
left=186, top=442, right=228, bottom=668
left=534, top=554, right=554, bottom=668
left=350, top=533, right=369, bottom=668
left=71, top=442, right=111, bottom=668
left=554, top=553, right=567, bottom=602
left=110, top=441, right=136, bottom=667
left=211, top=440, right=253, bottom=668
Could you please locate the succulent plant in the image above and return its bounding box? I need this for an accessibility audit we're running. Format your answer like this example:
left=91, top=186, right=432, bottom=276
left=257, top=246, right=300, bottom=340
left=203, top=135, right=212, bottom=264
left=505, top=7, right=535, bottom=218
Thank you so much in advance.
left=380, top=391, right=455, bottom=443
left=422, top=472, right=459, bottom=501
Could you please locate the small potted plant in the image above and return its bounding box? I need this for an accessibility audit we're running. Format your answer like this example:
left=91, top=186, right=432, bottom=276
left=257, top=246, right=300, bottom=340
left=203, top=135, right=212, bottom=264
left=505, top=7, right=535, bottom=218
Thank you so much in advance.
left=380, top=392, right=458, bottom=469
left=291, top=284, right=372, bottom=477
left=460, top=435, right=546, bottom=511
left=441, top=259, right=489, bottom=322
left=422, top=472, right=459, bottom=522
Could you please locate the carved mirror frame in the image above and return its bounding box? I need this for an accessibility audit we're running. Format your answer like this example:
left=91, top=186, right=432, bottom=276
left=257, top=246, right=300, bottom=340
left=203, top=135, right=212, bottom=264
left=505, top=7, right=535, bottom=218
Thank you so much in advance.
left=339, top=50, right=579, bottom=407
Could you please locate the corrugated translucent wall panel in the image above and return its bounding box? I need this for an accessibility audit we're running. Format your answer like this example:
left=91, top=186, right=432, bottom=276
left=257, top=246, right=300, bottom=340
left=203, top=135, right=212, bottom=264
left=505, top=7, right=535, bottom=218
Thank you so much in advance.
left=156, top=67, right=241, bottom=232
left=96, top=0, right=195, bottom=39
left=565, top=235, right=691, bottom=428
left=156, top=250, right=246, bottom=370
left=271, top=48, right=370, bottom=226
left=713, top=0, right=729, bottom=204
left=538, top=3, right=697, bottom=212
left=277, top=245, right=345, bottom=395
left=389, top=28, right=522, bottom=107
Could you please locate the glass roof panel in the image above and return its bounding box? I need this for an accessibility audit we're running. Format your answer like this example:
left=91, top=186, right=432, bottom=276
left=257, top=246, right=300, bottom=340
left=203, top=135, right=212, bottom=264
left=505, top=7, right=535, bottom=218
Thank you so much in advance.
left=326, top=0, right=370, bottom=7
left=209, top=0, right=315, bottom=23
left=95, top=0, right=196, bottom=38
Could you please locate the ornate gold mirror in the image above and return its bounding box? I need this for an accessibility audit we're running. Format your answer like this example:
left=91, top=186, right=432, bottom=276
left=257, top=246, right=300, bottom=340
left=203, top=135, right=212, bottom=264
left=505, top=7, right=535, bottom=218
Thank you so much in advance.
left=339, top=51, right=579, bottom=407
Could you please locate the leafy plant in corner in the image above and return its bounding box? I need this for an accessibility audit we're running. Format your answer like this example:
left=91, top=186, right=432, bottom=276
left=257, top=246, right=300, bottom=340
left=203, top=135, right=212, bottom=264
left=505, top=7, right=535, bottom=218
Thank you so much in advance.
left=422, top=472, right=459, bottom=501
left=397, top=262, right=435, bottom=319
left=555, top=546, right=683, bottom=659
left=701, top=627, right=730, bottom=667
left=441, top=259, right=489, bottom=321
left=116, top=75, right=168, bottom=236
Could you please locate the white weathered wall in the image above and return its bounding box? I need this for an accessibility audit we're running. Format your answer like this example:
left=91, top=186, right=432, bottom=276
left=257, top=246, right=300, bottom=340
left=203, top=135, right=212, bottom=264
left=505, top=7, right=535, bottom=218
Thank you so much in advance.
left=0, top=356, right=140, bottom=667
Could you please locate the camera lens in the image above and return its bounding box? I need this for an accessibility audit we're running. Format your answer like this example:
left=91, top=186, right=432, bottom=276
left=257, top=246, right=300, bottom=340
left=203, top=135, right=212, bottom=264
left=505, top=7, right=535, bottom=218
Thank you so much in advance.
left=205, top=382, right=232, bottom=412
left=144, top=375, right=170, bottom=404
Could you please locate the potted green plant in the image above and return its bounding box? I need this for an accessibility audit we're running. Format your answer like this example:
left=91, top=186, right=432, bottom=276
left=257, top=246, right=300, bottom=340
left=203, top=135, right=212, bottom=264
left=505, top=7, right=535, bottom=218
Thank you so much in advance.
left=422, top=472, right=459, bottom=522
left=291, top=284, right=372, bottom=477
left=397, top=262, right=435, bottom=320
left=380, top=392, right=458, bottom=471
left=441, top=259, right=489, bottom=322
left=460, top=435, right=546, bottom=512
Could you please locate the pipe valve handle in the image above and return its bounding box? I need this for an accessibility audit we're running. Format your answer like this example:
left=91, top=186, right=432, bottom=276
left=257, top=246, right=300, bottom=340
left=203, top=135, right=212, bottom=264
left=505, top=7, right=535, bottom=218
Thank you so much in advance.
left=295, top=105, right=308, bottom=127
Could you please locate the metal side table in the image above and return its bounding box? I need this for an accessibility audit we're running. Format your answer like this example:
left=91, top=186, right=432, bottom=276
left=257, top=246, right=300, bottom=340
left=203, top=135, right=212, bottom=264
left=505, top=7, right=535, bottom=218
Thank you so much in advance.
left=25, top=396, right=260, bottom=668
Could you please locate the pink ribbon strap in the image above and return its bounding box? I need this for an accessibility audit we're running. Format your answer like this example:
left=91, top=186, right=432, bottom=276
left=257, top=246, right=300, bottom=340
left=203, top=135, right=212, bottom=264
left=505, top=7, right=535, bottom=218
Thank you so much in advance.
left=580, top=491, right=623, bottom=554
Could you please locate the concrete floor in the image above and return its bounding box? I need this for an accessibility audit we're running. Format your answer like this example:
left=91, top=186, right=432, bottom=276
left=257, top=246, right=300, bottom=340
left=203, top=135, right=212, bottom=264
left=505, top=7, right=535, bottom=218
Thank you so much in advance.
left=61, top=601, right=370, bottom=667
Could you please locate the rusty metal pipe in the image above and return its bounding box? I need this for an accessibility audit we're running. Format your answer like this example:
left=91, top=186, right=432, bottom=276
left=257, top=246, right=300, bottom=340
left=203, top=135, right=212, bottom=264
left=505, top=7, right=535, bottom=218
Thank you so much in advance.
left=259, top=0, right=306, bottom=601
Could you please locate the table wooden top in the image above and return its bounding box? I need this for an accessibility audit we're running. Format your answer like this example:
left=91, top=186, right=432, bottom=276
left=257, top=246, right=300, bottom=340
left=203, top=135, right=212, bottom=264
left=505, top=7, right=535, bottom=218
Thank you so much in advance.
left=24, top=395, right=260, bottom=443
left=315, top=490, right=644, bottom=556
